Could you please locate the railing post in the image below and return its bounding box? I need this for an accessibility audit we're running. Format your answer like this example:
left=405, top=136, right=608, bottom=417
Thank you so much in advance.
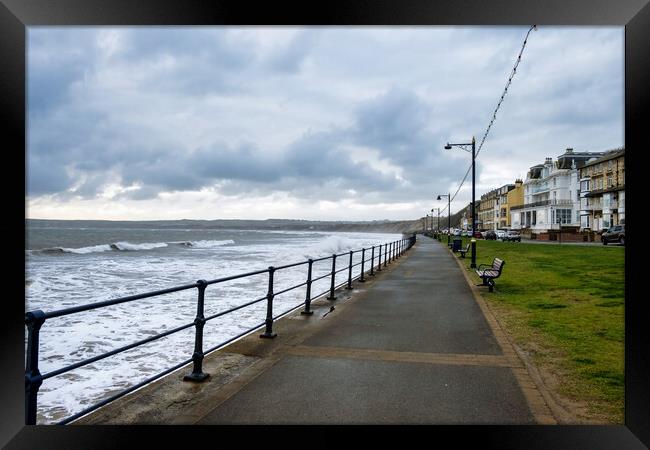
left=346, top=250, right=354, bottom=290
left=260, top=267, right=277, bottom=338
left=383, top=243, right=388, bottom=268
left=184, top=280, right=209, bottom=382
left=369, top=246, right=375, bottom=276
left=327, top=255, right=337, bottom=300
left=301, top=259, right=314, bottom=315
left=377, top=244, right=383, bottom=271
left=25, top=310, right=46, bottom=425
left=359, top=248, right=366, bottom=282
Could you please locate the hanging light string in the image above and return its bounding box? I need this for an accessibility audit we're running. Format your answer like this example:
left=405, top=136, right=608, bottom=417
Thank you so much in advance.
left=438, top=25, right=537, bottom=217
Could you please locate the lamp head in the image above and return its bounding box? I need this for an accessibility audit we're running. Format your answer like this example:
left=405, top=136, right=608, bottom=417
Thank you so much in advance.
left=444, top=143, right=452, bottom=150
left=437, top=195, right=442, bottom=200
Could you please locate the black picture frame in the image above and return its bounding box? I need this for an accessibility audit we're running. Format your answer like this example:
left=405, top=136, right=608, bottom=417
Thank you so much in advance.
left=2, top=0, right=648, bottom=448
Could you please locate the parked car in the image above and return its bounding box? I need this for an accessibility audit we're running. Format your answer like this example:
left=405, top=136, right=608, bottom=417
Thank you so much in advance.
left=503, top=231, right=521, bottom=242
left=495, top=230, right=507, bottom=240
left=601, top=224, right=625, bottom=245
left=484, top=230, right=497, bottom=240
left=473, top=231, right=484, bottom=239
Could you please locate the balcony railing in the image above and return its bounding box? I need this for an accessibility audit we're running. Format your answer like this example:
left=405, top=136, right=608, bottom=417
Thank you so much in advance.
left=581, top=202, right=603, bottom=211
left=510, top=199, right=574, bottom=211
left=529, top=183, right=550, bottom=194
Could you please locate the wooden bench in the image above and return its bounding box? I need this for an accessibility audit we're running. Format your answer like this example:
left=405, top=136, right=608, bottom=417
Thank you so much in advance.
left=458, top=243, right=471, bottom=258
left=476, top=258, right=505, bottom=292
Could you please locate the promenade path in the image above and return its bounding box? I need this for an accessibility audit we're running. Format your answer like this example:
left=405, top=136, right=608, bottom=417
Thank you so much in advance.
left=79, top=235, right=556, bottom=425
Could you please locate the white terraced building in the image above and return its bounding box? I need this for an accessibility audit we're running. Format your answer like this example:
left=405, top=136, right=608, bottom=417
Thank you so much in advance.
left=510, top=148, right=604, bottom=233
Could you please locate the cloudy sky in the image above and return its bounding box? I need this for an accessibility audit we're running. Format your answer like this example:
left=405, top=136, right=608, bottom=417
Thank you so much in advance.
left=26, top=26, right=623, bottom=221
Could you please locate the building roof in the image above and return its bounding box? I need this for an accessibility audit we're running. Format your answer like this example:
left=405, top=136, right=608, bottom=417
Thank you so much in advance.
left=580, top=148, right=625, bottom=168
left=556, top=150, right=605, bottom=169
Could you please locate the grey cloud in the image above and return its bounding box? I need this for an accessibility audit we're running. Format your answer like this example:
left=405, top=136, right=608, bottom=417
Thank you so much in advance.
left=266, top=30, right=320, bottom=73
left=190, top=142, right=284, bottom=182
left=27, top=83, right=472, bottom=203
left=27, top=27, right=623, bottom=215
left=27, top=154, right=71, bottom=196
left=27, top=29, right=97, bottom=115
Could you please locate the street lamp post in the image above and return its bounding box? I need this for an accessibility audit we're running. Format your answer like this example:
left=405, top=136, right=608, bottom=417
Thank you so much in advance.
left=437, top=193, right=451, bottom=246
left=445, top=137, right=477, bottom=268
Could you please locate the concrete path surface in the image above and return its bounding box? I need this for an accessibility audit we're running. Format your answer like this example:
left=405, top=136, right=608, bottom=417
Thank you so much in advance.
left=192, top=235, right=555, bottom=425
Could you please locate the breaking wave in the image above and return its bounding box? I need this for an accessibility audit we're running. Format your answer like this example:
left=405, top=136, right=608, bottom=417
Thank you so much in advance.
left=303, top=235, right=357, bottom=258
left=35, top=239, right=237, bottom=255
left=168, top=239, right=235, bottom=248
left=39, top=242, right=169, bottom=254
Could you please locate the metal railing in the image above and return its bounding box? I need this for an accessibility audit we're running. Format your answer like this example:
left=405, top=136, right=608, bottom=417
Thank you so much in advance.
left=581, top=203, right=603, bottom=211
left=510, top=198, right=574, bottom=211
left=24, top=235, right=417, bottom=425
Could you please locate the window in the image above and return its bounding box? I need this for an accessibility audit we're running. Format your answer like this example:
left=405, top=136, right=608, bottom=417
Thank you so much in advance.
left=603, top=216, right=611, bottom=229
left=556, top=209, right=572, bottom=224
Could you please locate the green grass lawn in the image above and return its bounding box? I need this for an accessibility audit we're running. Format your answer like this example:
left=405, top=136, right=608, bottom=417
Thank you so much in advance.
left=449, top=236, right=624, bottom=423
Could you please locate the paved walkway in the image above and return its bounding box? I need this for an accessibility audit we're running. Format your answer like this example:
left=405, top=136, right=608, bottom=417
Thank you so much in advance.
left=192, top=235, right=554, bottom=424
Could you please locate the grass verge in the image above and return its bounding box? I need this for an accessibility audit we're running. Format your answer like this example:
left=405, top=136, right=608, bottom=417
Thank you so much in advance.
left=446, top=236, right=624, bottom=423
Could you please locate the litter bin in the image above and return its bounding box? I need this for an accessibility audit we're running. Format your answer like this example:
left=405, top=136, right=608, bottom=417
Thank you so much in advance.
left=452, top=237, right=462, bottom=252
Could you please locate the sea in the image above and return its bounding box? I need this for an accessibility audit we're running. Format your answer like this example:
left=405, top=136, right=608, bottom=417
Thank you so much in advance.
left=25, top=220, right=402, bottom=424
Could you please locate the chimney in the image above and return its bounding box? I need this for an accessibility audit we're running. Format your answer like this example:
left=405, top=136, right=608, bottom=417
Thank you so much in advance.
left=515, top=178, right=523, bottom=186
left=545, top=157, right=553, bottom=165
left=565, top=148, right=574, bottom=154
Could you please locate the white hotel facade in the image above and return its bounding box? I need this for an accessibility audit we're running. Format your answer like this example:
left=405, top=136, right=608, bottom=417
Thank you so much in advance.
left=510, top=149, right=604, bottom=232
